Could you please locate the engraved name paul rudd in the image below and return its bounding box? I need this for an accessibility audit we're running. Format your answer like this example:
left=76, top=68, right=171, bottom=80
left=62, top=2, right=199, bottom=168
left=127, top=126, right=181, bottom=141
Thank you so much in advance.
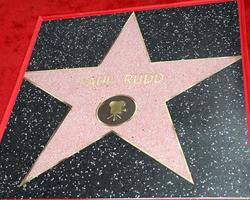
left=80, top=73, right=165, bottom=87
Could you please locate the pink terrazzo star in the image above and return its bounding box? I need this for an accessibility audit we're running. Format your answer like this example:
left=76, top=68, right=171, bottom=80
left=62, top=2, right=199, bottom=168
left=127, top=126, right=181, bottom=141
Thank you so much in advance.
left=23, top=13, right=240, bottom=184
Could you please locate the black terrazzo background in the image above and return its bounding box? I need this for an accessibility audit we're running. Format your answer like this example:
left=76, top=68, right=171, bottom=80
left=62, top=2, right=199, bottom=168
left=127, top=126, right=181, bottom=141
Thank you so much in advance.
left=0, top=80, right=70, bottom=196
left=28, top=2, right=240, bottom=71
left=136, top=2, right=240, bottom=61
left=28, top=13, right=130, bottom=71
left=1, top=1, right=249, bottom=198
left=3, top=132, right=193, bottom=198
left=168, top=60, right=250, bottom=197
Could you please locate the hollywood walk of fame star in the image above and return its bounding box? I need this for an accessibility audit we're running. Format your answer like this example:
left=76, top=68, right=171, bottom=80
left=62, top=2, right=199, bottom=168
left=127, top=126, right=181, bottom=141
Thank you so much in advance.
left=22, top=13, right=240, bottom=185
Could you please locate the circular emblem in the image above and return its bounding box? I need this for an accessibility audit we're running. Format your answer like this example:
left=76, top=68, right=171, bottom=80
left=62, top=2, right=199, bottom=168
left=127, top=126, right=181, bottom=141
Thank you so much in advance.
left=97, top=95, right=136, bottom=126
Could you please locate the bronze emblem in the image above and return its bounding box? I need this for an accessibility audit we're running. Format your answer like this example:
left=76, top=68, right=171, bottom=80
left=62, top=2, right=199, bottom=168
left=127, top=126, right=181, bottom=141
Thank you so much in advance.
left=97, top=95, right=136, bottom=126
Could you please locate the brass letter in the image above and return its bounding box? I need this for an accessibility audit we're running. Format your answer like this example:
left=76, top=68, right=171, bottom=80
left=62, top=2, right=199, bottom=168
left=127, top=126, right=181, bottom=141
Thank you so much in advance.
left=124, top=74, right=133, bottom=84
left=143, top=74, right=154, bottom=85
left=154, top=73, right=164, bottom=83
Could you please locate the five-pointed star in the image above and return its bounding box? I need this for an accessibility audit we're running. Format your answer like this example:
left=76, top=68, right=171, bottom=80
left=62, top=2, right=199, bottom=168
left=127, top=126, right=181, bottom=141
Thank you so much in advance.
left=23, top=13, right=240, bottom=184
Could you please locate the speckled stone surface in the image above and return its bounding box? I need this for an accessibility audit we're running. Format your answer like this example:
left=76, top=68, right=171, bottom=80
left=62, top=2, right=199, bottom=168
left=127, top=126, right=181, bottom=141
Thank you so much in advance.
left=28, top=13, right=130, bottom=71
left=136, top=2, right=240, bottom=61
left=1, top=1, right=249, bottom=198
left=0, top=80, right=70, bottom=196
left=168, top=60, right=250, bottom=197
left=28, top=2, right=240, bottom=71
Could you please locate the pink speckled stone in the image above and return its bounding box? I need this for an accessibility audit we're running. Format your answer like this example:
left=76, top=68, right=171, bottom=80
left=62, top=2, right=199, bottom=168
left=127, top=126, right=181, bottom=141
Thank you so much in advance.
left=24, top=13, right=240, bottom=184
